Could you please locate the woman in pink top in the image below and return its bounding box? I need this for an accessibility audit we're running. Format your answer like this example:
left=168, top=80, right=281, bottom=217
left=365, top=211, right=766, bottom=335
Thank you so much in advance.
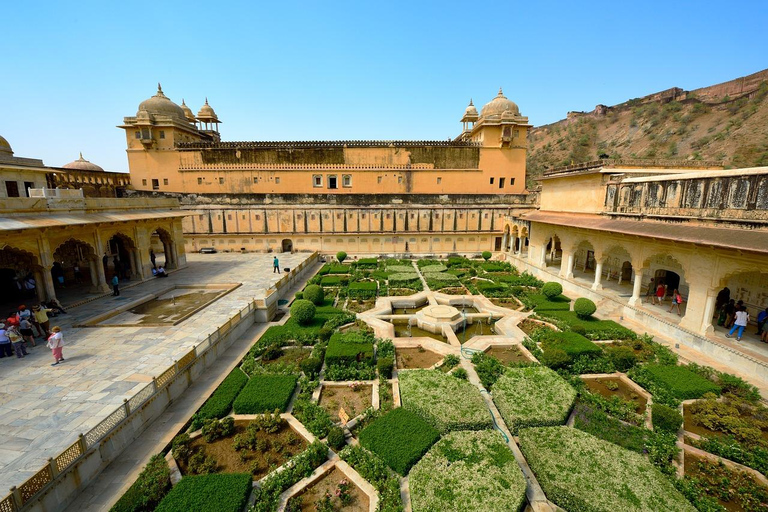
left=47, top=326, right=64, bottom=366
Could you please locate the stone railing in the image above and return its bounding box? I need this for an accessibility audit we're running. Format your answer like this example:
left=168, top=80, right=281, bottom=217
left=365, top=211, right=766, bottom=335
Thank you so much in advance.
left=27, top=188, right=84, bottom=198
left=543, top=158, right=724, bottom=176
left=0, top=252, right=319, bottom=512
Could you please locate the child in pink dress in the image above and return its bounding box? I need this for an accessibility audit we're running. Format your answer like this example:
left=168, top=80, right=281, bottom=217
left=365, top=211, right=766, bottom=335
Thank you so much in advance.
left=47, top=326, right=64, bottom=366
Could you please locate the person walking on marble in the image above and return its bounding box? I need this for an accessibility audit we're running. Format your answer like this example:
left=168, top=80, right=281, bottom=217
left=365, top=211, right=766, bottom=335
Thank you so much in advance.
left=47, top=326, right=64, bottom=365
left=7, top=323, right=28, bottom=358
left=273, top=256, right=280, bottom=274
left=668, top=289, right=684, bottom=316
left=33, top=305, right=53, bottom=337
left=726, top=306, right=749, bottom=342
left=111, top=274, right=120, bottom=296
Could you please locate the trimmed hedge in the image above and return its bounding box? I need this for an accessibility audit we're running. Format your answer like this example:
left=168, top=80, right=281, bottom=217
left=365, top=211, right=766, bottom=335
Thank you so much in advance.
left=642, top=364, right=721, bottom=400
left=193, top=368, right=248, bottom=424
left=320, top=275, right=346, bottom=286
left=356, top=258, right=379, bottom=268
left=303, top=284, right=324, bottom=305
left=540, top=331, right=602, bottom=360
left=537, top=310, right=637, bottom=340
left=542, top=282, right=563, bottom=299
left=348, top=281, right=378, bottom=299
left=359, top=408, right=440, bottom=475
left=290, top=299, right=315, bottom=325
left=233, top=374, right=298, bottom=414
left=328, top=264, right=351, bottom=274
left=480, top=262, right=511, bottom=272
left=154, top=473, right=252, bottom=512
left=573, top=298, right=596, bottom=318
left=109, top=454, right=171, bottom=512
left=325, top=332, right=374, bottom=366
left=652, top=403, right=683, bottom=434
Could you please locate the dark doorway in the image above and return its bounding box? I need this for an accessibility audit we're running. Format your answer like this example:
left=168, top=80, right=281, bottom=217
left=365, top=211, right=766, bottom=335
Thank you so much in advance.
left=494, top=237, right=502, bottom=251
left=23, top=182, right=34, bottom=197
left=5, top=181, right=19, bottom=197
left=281, top=239, right=293, bottom=253
left=654, top=269, right=680, bottom=296
left=621, top=261, right=633, bottom=282
left=585, top=250, right=596, bottom=271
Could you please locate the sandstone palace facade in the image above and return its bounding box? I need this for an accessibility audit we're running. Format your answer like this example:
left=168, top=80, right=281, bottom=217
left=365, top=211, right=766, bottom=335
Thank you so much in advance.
left=120, top=86, right=535, bottom=254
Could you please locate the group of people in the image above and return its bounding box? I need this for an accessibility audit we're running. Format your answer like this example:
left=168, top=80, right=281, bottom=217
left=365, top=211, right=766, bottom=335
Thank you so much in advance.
left=644, top=278, right=685, bottom=315
left=0, top=303, right=66, bottom=365
left=715, top=287, right=768, bottom=343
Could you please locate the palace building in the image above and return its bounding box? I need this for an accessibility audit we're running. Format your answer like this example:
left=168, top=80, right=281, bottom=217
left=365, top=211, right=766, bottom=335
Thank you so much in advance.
left=120, top=85, right=535, bottom=254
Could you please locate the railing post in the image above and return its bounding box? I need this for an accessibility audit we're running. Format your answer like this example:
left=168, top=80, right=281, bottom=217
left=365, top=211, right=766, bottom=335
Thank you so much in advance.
left=173, top=360, right=179, bottom=374
left=78, top=433, right=87, bottom=453
left=123, top=398, right=131, bottom=416
left=152, top=376, right=158, bottom=392
left=48, top=457, right=59, bottom=478
left=10, top=486, right=22, bottom=509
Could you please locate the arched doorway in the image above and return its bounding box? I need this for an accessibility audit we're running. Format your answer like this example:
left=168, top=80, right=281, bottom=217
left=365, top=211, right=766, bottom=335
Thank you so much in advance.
left=107, top=233, right=138, bottom=279
left=621, top=261, right=634, bottom=282
left=282, top=239, right=293, bottom=253
left=0, top=246, right=46, bottom=307
left=545, top=235, right=561, bottom=267
left=53, top=239, right=97, bottom=291
left=151, top=228, right=177, bottom=270
left=654, top=269, right=680, bottom=298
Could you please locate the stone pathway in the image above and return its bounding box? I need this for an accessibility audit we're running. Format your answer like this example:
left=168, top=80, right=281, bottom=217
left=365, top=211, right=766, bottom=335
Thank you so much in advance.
left=0, top=252, right=309, bottom=493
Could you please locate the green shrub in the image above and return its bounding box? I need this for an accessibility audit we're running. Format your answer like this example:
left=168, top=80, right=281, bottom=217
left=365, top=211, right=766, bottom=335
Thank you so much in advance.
left=290, top=299, right=316, bottom=325
left=336, top=251, right=347, bottom=263
left=652, top=403, right=683, bottom=434
left=327, top=426, right=346, bottom=450
left=109, top=454, right=171, bottom=512
left=480, top=262, right=511, bottom=272
left=525, top=293, right=571, bottom=311
left=233, top=374, right=298, bottom=414
left=356, top=258, right=379, bottom=268
left=471, top=352, right=506, bottom=388
left=303, top=284, right=324, bottom=305
left=452, top=368, right=468, bottom=380
left=542, top=282, right=563, bottom=299
left=481, top=251, right=492, bottom=261
left=201, top=417, right=235, bottom=442
left=540, top=331, right=602, bottom=361
left=573, top=297, right=596, bottom=318
left=294, top=291, right=303, bottom=300
left=643, top=364, right=721, bottom=400
left=191, top=368, right=248, bottom=429
left=292, top=399, right=333, bottom=438
left=539, top=347, right=571, bottom=370
left=339, top=446, right=403, bottom=512
left=325, top=332, right=374, bottom=367
left=320, top=275, right=343, bottom=286
left=359, top=408, right=440, bottom=475
left=537, top=310, right=636, bottom=340
left=377, top=356, right=394, bottom=378
left=154, top=473, right=252, bottom=512
left=348, top=281, right=378, bottom=299
left=476, top=281, right=507, bottom=295
left=605, top=346, right=637, bottom=372
left=300, top=357, right=322, bottom=378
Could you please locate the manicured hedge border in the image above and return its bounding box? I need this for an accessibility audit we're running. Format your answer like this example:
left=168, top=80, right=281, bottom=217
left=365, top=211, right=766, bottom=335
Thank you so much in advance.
left=641, top=364, right=721, bottom=400
left=537, top=310, right=636, bottom=340
left=154, top=473, right=252, bottom=512
left=232, top=374, right=298, bottom=414
left=325, top=332, right=374, bottom=367
left=195, top=368, right=248, bottom=421
left=359, top=408, right=440, bottom=475
left=109, top=454, right=170, bottom=512
left=540, top=331, right=602, bottom=360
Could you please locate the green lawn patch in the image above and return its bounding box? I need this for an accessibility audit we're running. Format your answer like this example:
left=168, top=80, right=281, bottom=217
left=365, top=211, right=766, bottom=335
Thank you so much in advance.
left=154, top=473, right=252, bottom=512
left=110, top=453, right=170, bottom=512
left=638, top=364, right=721, bottom=400
left=232, top=374, right=297, bottom=414
left=537, top=310, right=637, bottom=340
left=540, top=331, right=602, bottom=360
left=348, top=281, right=378, bottom=299
left=526, top=293, right=571, bottom=311
left=518, top=427, right=695, bottom=512
left=480, top=262, right=512, bottom=272
left=359, top=408, right=440, bottom=475
left=355, top=258, right=379, bottom=268
left=193, top=367, right=248, bottom=424
left=399, top=370, right=493, bottom=432
left=410, top=430, right=526, bottom=512
left=491, top=367, right=576, bottom=433
left=325, top=331, right=374, bottom=366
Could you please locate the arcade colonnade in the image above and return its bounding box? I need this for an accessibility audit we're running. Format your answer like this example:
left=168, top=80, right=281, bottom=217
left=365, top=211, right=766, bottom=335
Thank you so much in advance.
left=0, top=219, right=186, bottom=304
left=502, top=219, right=768, bottom=336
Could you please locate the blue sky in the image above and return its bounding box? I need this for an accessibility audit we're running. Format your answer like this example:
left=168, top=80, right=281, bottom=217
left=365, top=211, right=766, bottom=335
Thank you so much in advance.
left=1, top=0, right=765, bottom=172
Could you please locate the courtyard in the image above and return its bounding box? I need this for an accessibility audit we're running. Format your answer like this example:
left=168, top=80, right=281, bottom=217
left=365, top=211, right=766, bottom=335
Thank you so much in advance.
left=0, top=252, right=310, bottom=493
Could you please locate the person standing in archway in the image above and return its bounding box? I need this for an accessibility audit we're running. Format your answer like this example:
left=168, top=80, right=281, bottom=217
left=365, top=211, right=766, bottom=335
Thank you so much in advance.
left=273, top=256, right=280, bottom=274
left=668, top=289, right=684, bottom=316
left=102, top=253, right=108, bottom=276
left=726, top=306, right=749, bottom=342
left=655, top=281, right=666, bottom=305
left=111, top=274, right=120, bottom=296
left=150, top=249, right=156, bottom=269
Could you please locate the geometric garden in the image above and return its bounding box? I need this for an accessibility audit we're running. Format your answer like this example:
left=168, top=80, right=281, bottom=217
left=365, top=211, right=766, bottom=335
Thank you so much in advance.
left=112, top=255, right=768, bottom=512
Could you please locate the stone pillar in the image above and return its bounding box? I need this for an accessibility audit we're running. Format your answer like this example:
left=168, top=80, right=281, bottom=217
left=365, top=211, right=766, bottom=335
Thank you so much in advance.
left=33, top=270, right=47, bottom=302
left=161, top=241, right=170, bottom=267
left=560, top=251, right=574, bottom=279
left=41, top=266, right=57, bottom=302
left=539, top=245, right=547, bottom=266
left=628, top=269, right=643, bottom=306
left=127, top=250, right=137, bottom=279
left=700, top=291, right=717, bottom=334
left=88, top=259, right=99, bottom=292
left=94, top=254, right=110, bottom=292
left=169, top=243, right=179, bottom=269
left=501, top=233, right=508, bottom=253
left=680, top=282, right=713, bottom=333
left=132, top=249, right=144, bottom=280
left=592, top=260, right=604, bottom=291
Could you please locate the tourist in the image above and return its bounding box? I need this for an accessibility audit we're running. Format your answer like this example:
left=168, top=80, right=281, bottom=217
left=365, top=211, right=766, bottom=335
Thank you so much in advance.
left=715, top=287, right=730, bottom=312
left=156, top=266, right=168, bottom=278
left=757, top=307, right=768, bottom=335
left=273, top=256, right=280, bottom=274
left=655, top=282, right=666, bottom=305
left=724, top=299, right=737, bottom=328
left=668, top=289, right=684, bottom=316
left=18, top=316, right=35, bottom=346
left=644, top=278, right=655, bottom=303
left=46, top=326, right=64, bottom=365
left=762, top=325, right=768, bottom=344
left=7, top=324, right=27, bottom=358
left=33, top=305, right=53, bottom=336
left=150, top=249, right=156, bottom=269
left=16, top=304, right=31, bottom=323
left=726, top=306, right=749, bottom=342
left=0, top=323, right=12, bottom=358
left=23, top=274, right=36, bottom=298
left=28, top=306, right=45, bottom=337
left=74, top=264, right=83, bottom=283
left=52, top=262, right=65, bottom=287
left=46, top=298, right=67, bottom=315
left=111, top=274, right=120, bottom=296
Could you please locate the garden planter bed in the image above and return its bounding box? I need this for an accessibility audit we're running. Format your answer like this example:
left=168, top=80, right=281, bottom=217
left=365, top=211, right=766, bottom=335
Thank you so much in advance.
left=396, top=346, right=444, bottom=369
left=259, top=347, right=312, bottom=369
left=178, top=420, right=307, bottom=480
left=683, top=400, right=768, bottom=443
left=683, top=448, right=768, bottom=511
left=581, top=375, right=649, bottom=414
left=485, top=345, right=533, bottom=364
left=287, top=466, right=370, bottom=512
left=518, top=317, right=558, bottom=335
left=319, top=384, right=373, bottom=423
left=346, top=299, right=376, bottom=313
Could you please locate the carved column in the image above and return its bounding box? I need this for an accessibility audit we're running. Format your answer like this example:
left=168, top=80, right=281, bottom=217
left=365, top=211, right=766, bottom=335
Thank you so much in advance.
left=88, top=258, right=99, bottom=292
left=560, top=251, right=574, bottom=280
left=33, top=270, right=47, bottom=302
left=628, top=269, right=644, bottom=306
left=680, top=282, right=713, bottom=333
left=41, top=266, right=57, bottom=302
left=592, top=260, right=604, bottom=291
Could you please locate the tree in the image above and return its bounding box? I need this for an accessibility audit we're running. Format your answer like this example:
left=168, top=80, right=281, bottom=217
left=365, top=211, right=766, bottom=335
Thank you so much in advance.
left=336, top=251, right=347, bottom=264
left=482, top=251, right=492, bottom=261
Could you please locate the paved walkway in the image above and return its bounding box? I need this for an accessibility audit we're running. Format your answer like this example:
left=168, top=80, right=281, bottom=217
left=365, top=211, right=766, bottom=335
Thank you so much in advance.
left=0, top=252, right=309, bottom=493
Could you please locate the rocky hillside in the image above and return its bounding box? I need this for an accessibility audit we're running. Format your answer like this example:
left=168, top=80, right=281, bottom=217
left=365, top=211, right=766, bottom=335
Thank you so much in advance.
left=527, top=69, right=768, bottom=184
